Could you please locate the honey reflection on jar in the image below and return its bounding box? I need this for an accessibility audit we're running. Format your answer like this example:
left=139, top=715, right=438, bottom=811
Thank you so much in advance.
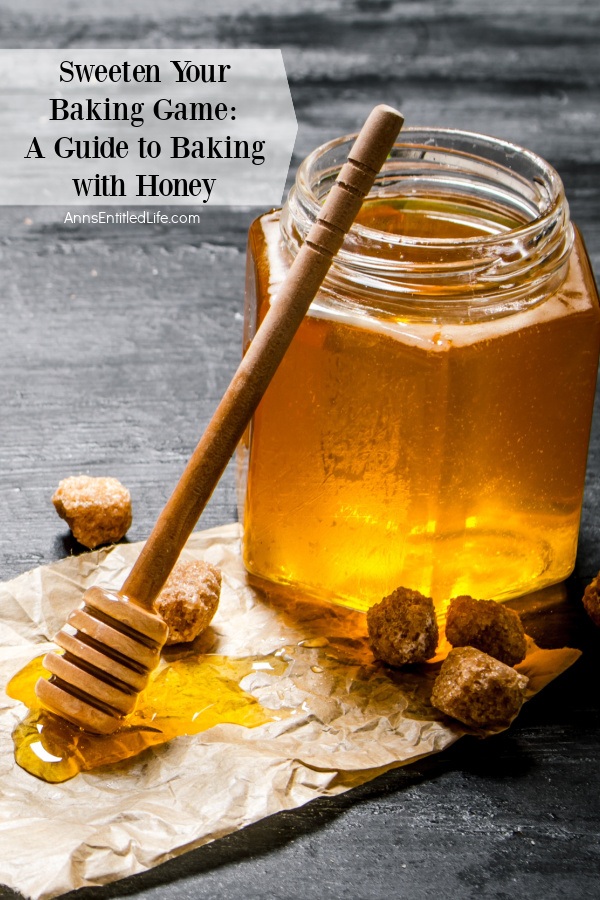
left=239, top=130, right=600, bottom=613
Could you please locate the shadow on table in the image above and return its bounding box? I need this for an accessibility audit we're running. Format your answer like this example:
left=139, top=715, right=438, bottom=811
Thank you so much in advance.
left=53, top=533, right=132, bottom=559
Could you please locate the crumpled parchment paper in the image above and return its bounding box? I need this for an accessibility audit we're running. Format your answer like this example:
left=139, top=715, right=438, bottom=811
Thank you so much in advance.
left=0, top=522, right=580, bottom=900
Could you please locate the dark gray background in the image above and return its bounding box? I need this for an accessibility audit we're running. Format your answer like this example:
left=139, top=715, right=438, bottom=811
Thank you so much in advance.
left=1, top=1, right=599, bottom=898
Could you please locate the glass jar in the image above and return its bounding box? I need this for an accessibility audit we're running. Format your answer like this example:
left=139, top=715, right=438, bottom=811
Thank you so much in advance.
left=239, top=127, right=600, bottom=614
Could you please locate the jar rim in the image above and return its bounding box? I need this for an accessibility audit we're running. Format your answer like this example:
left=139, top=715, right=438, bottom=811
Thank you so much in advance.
left=295, top=126, right=566, bottom=250
left=280, top=125, right=573, bottom=320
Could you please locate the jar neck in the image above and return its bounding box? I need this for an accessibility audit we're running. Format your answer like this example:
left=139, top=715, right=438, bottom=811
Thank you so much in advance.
left=281, top=128, right=573, bottom=322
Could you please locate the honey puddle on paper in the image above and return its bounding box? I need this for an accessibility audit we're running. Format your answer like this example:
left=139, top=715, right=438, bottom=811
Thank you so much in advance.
left=8, top=651, right=288, bottom=783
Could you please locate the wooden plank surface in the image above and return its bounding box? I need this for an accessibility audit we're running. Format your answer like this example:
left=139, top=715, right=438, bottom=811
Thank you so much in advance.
left=1, top=2, right=599, bottom=898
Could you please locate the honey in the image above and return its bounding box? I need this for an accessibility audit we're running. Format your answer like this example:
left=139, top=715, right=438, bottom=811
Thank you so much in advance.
left=240, top=129, right=600, bottom=612
left=8, top=651, right=288, bottom=783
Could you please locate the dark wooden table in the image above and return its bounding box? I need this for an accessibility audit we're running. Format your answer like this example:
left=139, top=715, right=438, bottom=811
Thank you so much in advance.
left=1, top=2, right=599, bottom=897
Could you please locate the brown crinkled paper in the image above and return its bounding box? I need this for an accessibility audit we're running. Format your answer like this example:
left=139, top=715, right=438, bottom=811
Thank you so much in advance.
left=0, top=522, right=580, bottom=900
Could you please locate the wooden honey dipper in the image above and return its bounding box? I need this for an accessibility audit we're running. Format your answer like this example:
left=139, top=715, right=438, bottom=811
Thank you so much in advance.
left=35, top=105, right=404, bottom=734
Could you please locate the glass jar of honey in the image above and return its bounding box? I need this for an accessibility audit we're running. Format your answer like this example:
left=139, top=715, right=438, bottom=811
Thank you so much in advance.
left=239, top=127, right=600, bottom=613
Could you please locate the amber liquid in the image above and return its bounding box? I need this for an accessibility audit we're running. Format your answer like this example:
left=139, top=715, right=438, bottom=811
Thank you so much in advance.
left=242, top=198, right=600, bottom=612
left=8, top=651, right=288, bottom=783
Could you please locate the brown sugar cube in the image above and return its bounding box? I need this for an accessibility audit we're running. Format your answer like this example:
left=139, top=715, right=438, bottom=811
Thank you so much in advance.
left=155, top=559, right=221, bottom=645
left=367, top=587, right=439, bottom=667
left=431, top=646, right=528, bottom=730
left=582, top=573, right=600, bottom=628
left=52, top=475, right=132, bottom=549
left=445, top=595, right=526, bottom=667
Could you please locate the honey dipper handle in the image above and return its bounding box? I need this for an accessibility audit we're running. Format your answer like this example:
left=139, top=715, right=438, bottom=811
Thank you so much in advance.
left=123, top=105, right=403, bottom=608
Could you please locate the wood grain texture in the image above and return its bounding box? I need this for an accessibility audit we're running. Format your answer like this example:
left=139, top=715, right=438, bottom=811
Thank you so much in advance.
left=0, top=2, right=599, bottom=898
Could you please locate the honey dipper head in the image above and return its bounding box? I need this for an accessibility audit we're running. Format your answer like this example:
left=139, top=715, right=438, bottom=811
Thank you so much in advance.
left=35, top=586, right=168, bottom=734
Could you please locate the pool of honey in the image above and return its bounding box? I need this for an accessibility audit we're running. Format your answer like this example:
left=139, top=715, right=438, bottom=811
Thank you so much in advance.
left=8, top=651, right=288, bottom=783
left=241, top=196, right=600, bottom=612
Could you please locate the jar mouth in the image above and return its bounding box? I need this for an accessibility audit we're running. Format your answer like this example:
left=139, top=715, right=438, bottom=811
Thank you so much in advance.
left=281, top=127, right=573, bottom=320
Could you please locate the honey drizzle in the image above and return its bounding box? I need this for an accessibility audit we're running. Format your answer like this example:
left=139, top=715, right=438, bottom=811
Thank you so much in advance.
left=8, top=651, right=288, bottom=783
